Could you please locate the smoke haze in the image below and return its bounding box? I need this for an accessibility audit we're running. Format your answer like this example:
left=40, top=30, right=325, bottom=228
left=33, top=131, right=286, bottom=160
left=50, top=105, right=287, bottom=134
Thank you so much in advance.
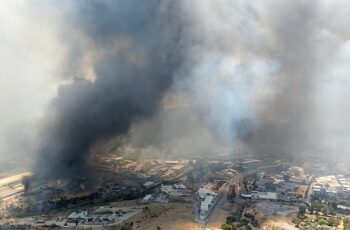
left=1, top=0, right=350, bottom=177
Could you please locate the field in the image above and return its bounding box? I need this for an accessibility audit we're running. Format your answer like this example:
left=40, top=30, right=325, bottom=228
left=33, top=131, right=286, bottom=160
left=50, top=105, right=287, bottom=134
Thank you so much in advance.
left=126, top=202, right=198, bottom=230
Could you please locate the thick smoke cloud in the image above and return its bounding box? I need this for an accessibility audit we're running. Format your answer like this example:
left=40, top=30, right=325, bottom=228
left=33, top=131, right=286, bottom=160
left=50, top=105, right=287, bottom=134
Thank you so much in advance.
left=121, top=0, right=350, bottom=159
left=246, top=1, right=319, bottom=153
left=245, top=0, right=350, bottom=157
left=32, top=0, right=350, bottom=178
left=35, top=1, right=186, bottom=177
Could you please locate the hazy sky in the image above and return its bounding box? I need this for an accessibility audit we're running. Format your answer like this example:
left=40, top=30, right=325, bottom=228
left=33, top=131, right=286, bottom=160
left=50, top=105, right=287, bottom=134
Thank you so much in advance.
left=0, top=1, right=65, bottom=167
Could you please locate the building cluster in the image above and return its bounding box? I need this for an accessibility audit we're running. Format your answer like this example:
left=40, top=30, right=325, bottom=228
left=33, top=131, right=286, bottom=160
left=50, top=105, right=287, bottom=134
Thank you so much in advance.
left=65, top=206, right=138, bottom=227
left=96, top=156, right=189, bottom=181
left=308, top=175, right=350, bottom=212
left=142, top=183, right=189, bottom=204
left=311, top=175, right=350, bottom=203
left=160, top=184, right=187, bottom=197
left=312, top=175, right=340, bottom=198
left=240, top=164, right=311, bottom=202
left=338, top=175, right=350, bottom=199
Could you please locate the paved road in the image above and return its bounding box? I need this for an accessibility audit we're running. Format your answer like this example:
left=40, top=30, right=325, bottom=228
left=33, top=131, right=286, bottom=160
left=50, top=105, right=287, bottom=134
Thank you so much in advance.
left=305, top=181, right=314, bottom=207
left=196, top=171, right=254, bottom=230
left=203, top=174, right=243, bottom=229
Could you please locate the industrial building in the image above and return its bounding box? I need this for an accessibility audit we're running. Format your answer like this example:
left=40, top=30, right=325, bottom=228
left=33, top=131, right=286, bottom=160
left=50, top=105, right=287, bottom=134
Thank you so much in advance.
left=240, top=191, right=278, bottom=200
left=197, top=185, right=217, bottom=221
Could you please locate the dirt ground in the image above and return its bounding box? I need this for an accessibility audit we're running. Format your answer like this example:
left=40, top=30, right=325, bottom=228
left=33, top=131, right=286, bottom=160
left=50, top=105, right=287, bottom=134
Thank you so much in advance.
left=126, top=202, right=198, bottom=230
left=261, top=219, right=297, bottom=230
left=260, top=206, right=298, bottom=230
left=207, top=208, right=229, bottom=229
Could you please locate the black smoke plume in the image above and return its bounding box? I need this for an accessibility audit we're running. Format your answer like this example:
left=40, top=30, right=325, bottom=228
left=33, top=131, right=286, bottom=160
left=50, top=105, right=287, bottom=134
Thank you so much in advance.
left=35, top=1, right=186, bottom=178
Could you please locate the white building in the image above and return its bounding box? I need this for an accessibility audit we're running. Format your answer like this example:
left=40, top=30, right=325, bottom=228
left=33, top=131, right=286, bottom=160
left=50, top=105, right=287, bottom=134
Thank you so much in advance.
left=68, top=211, right=88, bottom=221
left=201, top=195, right=214, bottom=211
left=174, top=184, right=186, bottom=190
left=198, top=187, right=217, bottom=199
left=198, top=185, right=217, bottom=221
left=143, top=181, right=155, bottom=188
left=143, top=194, right=153, bottom=202
left=337, top=205, right=350, bottom=210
